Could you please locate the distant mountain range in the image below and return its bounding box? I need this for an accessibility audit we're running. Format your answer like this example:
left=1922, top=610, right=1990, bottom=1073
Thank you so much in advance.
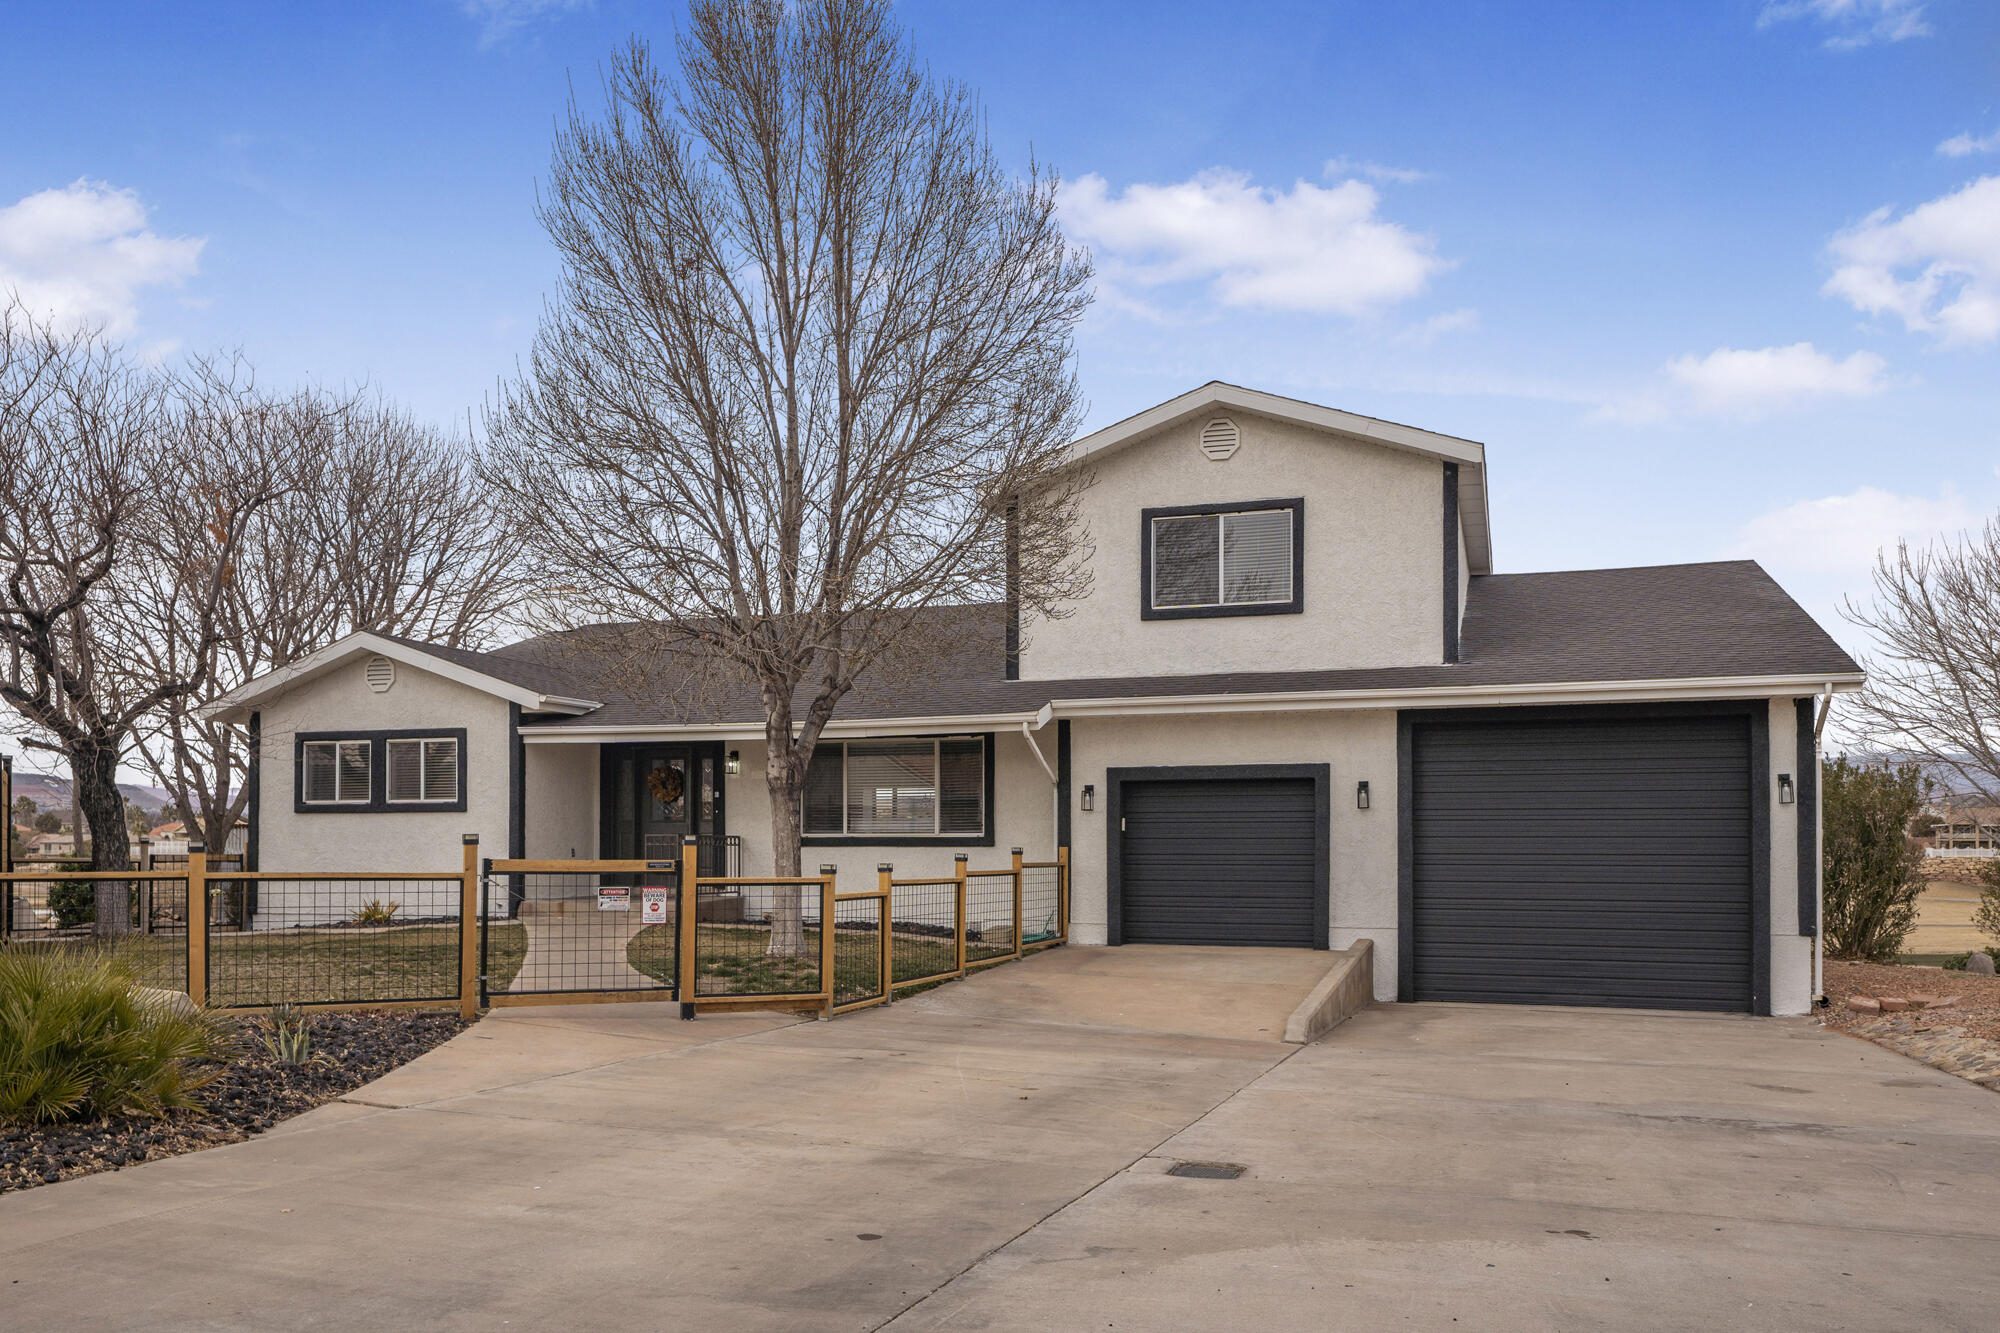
left=5, top=770, right=174, bottom=818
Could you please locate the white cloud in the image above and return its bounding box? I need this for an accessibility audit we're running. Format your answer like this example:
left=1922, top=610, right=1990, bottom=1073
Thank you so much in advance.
left=1595, top=342, right=1889, bottom=423
left=0, top=180, right=203, bottom=338
left=1938, top=126, right=2000, bottom=157
left=1323, top=157, right=1432, bottom=186
left=1059, top=169, right=1449, bottom=318
left=1824, top=175, right=2000, bottom=344
left=1757, top=0, right=1930, bottom=49
left=1395, top=307, right=1479, bottom=346
left=1733, top=485, right=1972, bottom=576
left=459, top=0, right=592, bottom=48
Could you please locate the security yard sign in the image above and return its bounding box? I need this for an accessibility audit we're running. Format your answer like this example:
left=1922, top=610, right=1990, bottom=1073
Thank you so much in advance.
left=641, top=887, right=670, bottom=924
left=597, top=886, right=631, bottom=911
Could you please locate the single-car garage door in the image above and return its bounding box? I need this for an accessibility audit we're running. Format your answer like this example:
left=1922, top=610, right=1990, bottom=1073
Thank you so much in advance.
left=1118, top=776, right=1320, bottom=947
left=1410, top=714, right=1753, bottom=1011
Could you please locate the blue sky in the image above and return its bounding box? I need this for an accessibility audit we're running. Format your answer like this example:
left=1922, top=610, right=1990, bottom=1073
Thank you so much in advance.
left=3, top=0, right=1997, bottom=664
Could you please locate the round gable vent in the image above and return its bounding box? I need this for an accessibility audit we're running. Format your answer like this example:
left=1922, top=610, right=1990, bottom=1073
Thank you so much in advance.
left=364, top=655, right=396, bottom=693
left=1199, top=417, right=1241, bottom=461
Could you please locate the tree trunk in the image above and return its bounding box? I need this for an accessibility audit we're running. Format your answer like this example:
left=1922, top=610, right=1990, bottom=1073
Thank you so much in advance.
left=77, top=745, right=132, bottom=937
left=766, top=733, right=807, bottom=957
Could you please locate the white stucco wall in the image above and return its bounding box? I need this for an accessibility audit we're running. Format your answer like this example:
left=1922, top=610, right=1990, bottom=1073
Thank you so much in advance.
left=721, top=730, right=1057, bottom=892
left=254, top=656, right=511, bottom=875
left=1022, top=411, right=1446, bottom=679
left=1066, top=709, right=1402, bottom=1000
left=1769, top=697, right=1812, bottom=1016
left=524, top=744, right=599, bottom=860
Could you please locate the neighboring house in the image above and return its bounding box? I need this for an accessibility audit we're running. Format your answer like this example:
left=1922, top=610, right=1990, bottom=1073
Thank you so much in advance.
left=200, top=382, right=1863, bottom=1016
left=25, top=830, right=76, bottom=859
left=141, top=820, right=248, bottom=859
left=1931, top=807, right=2000, bottom=857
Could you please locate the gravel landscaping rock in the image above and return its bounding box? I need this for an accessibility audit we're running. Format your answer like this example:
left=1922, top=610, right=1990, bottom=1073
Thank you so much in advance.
left=0, top=1008, right=466, bottom=1195
left=1822, top=960, right=2000, bottom=1094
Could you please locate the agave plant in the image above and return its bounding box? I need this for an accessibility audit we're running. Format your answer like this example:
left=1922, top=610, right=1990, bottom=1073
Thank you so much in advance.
left=352, top=900, right=400, bottom=926
left=258, top=1004, right=314, bottom=1066
left=0, top=946, right=237, bottom=1124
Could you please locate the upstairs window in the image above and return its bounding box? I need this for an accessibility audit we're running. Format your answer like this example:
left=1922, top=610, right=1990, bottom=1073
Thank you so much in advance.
left=1142, top=498, right=1304, bottom=619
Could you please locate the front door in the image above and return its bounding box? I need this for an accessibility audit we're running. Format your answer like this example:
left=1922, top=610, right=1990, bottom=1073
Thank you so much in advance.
left=609, top=746, right=694, bottom=862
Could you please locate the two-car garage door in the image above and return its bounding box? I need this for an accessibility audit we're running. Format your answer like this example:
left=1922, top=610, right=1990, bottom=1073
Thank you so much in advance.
left=1113, top=712, right=1757, bottom=1012
left=1408, top=715, right=1754, bottom=1012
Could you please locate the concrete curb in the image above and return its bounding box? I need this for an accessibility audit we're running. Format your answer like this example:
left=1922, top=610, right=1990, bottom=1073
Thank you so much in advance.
left=1283, top=939, right=1373, bottom=1044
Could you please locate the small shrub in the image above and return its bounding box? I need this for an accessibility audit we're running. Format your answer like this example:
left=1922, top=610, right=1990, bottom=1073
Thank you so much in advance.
left=352, top=900, right=400, bottom=926
left=257, top=1004, right=314, bottom=1066
left=1822, top=757, right=1930, bottom=962
left=1975, top=859, right=2000, bottom=950
left=46, top=863, right=97, bottom=929
left=0, top=948, right=236, bottom=1124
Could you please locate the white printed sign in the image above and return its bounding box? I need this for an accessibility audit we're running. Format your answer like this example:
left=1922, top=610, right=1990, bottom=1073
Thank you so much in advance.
left=597, top=886, right=631, bottom=912
left=641, top=886, right=670, bottom=924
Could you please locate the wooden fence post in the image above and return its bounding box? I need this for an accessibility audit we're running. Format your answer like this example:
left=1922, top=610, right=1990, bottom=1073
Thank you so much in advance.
left=1057, top=845, right=1070, bottom=941
left=877, top=863, right=893, bottom=1002
left=136, top=836, right=152, bottom=937
left=678, top=836, right=699, bottom=1017
left=819, top=865, right=837, bottom=1017
left=953, top=853, right=968, bottom=976
left=459, top=834, right=479, bottom=1020
left=186, top=843, right=208, bottom=1007
left=1010, top=847, right=1024, bottom=958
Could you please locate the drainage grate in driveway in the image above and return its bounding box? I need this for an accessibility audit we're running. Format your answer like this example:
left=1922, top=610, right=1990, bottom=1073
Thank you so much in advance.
left=1165, top=1161, right=1246, bottom=1179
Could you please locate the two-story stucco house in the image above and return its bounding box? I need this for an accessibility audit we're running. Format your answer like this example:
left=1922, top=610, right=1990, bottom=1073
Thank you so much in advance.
left=201, top=383, right=1863, bottom=1015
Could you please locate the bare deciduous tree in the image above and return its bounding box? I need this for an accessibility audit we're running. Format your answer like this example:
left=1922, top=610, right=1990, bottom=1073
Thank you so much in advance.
left=1844, top=518, right=2000, bottom=805
left=134, top=384, right=519, bottom=859
left=0, top=305, right=291, bottom=926
left=483, top=1, right=1093, bottom=952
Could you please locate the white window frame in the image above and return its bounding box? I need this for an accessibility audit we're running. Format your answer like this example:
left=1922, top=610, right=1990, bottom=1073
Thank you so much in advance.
left=386, top=737, right=461, bottom=804
left=802, top=736, right=985, bottom=838
left=302, top=739, right=373, bottom=806
left=1148, top=507, right=1296, bottom=612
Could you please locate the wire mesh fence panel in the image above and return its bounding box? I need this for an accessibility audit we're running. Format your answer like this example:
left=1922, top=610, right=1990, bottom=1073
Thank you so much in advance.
left=0, top=873, right=190, bottom=995
left=963, top=870, right=1020, bottom=964
left=888, top=879, right=960, bottom=986
left=1020, top=865, right=1063, bottom=945
left=483, top=871, right=678, bottom=998
left=693, top=882, right=825, bottom=998
left=831, top=896, right=887, bottom=1010
left=204, top=877, right=462, bottom=1008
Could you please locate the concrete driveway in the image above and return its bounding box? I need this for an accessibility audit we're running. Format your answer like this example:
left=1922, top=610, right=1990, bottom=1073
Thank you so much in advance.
left=4, top=950, right=1998, bottom=1331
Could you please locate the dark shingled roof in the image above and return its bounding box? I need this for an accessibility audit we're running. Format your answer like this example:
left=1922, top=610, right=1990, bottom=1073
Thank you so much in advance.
left=497, top=559, right=1858, bottom=730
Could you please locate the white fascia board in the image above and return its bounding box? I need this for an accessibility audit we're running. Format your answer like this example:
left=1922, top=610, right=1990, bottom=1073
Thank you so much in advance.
left=518, top=712, right=1045, bottom=744
left=1069, top=382, right=1487, bottom=468
left=1043, top=673, right=1867, bottom=720
left=197, top=631, right=601, bottom=724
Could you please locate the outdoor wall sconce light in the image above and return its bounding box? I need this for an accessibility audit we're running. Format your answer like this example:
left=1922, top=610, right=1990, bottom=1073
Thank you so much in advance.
left=1081, top=784, right=1095, bottom=812
left=1778, top=773, right=1794, bottom=805
left=1356, top=780, right=1371, bottom=811
left=724, top=750, right=741, bottom=776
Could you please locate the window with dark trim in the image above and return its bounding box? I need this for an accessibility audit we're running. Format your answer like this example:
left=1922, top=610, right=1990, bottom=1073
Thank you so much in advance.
left=294, top=729, right=468, bottom=814
left=1140, top=498, right=1304, bottom=620
left=801, top=735, right=992, bottom=844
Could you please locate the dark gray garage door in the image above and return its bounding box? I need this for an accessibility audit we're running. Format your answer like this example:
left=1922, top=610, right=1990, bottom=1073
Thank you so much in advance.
left=1119, top=778, right=1318, bottom=946
left=1410, top=715, right=1752, bottom=1011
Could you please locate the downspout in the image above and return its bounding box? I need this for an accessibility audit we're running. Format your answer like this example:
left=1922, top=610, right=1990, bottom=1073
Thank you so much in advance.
left=1812, top=683, right=1833, bottom=1005
left=1021, top=712, right=1059, bottom=860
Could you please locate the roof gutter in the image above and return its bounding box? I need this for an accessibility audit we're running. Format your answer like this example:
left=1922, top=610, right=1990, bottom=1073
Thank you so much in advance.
left=1043, top=672, right=1868, bottom=720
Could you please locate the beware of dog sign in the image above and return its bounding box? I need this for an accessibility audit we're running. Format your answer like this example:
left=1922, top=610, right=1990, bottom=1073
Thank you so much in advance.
left=641, top=887, right=670, bottom=924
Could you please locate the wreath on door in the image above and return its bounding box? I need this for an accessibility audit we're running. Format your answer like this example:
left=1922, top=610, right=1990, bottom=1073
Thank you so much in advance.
left=647, top=764, right=685, bottom=808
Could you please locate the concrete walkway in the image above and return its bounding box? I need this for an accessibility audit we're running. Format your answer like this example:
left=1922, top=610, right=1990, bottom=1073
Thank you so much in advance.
left=4, top=951, right=1999, bottom=1330
left=506, top=898, right=656, bottom=992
